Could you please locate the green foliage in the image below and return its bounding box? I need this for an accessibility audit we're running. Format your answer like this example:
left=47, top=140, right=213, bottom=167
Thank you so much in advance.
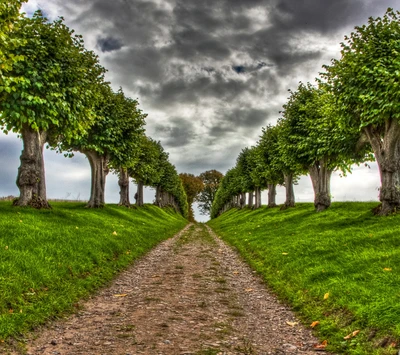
left=210, top=168, right=240, bottom=218
left=256, top=124, right=284, bottom=185
left=323, top=8, right=400, bottom=128
left=0, top=201, right=187, bottom=340
left=280, top=82, right=368, bottom=174
left=208, top=203, right=400, bottom=354
left=0, top=11, right=105, bottom=142
left=129, top=136, right=165, bottom=187
left=179, top=173, right=204, bottom=221
left=197, top=170, right=224, bottom=216
left=67, top=84, right=146, bottom=167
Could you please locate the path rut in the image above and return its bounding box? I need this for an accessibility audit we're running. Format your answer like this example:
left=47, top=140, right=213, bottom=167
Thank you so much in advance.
left=9, top=223, right=329, bottom=355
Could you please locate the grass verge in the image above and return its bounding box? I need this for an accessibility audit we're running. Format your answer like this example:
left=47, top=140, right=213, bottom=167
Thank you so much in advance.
left=207, top=202, right=400, bottom=355
left=0, top=201, right=187, bottom=341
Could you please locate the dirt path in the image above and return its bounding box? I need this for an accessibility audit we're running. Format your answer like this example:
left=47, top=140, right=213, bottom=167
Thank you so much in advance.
left=10, top=224, right=328, bottom=355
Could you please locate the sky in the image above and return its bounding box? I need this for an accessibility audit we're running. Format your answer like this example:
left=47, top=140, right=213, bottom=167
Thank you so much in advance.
left=1, top=0, right=398, bottom=221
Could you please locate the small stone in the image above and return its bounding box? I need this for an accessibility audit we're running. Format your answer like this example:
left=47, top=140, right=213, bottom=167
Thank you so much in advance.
left=50, top=340, right=57, bottom=346
left=164, top=339, right=171, bottom=344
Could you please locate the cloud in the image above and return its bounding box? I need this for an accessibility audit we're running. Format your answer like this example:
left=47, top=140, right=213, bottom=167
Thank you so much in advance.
left=96, top=36, right=123, bottom=52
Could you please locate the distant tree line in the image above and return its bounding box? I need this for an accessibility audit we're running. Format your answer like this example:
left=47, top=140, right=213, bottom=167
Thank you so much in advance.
left=211, top=9, right=400, bottom=218
left=0, top=2, right=188, bottom=218
left=179, top=170, right=223, bottom=221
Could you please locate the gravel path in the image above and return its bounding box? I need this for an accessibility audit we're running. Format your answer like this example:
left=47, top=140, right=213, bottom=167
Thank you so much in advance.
left=8, top=223, right=330, bottom=355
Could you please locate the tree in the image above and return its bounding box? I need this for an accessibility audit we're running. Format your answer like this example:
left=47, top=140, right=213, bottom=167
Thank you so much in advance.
left=128, top=136, right=164, bottom=207
left=68, top=85, right=146, bottom=208
left=257, top=125, right=284, bottom=207
left=0, top=1, right=27, bottom=77
left=322, top=8, right=400, bottom=215
left=0, top=12, right=105, bottom=208
left=179, top=173, right=204, bottom=221
left=274, top=120, right=303, bottom=208
left=280, top=83, right=367, bottom=211
left=197, top=170, right=224, bottom=215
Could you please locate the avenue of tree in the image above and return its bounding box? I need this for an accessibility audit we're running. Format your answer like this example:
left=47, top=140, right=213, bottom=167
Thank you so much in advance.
left=211, top=9, right=400, bottom=218
left=0, top=3, right=188, bottom=218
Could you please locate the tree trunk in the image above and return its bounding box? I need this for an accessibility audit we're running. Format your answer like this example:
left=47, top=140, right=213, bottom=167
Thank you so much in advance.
left=308, top=159, right=333, bottom=212
left=118, top=167, right=130, bottom=207
left=283, top=173, right=295, bottom=208
left=154, top=186, right=162, bottom=206
left=14, top=124, right=50, bottom=208
left=364, top=121, right=400, bottom=215
left=267, top=183, right=277, bottom=207
left=240, top=192, right=246, bottom=208
left=83, top=150, right=109, bottom=208
left=254, top=186, right=262, bottom=209
left=248, top=191, right=254, bottom=208
left=136, top=180, right=144, bottom=207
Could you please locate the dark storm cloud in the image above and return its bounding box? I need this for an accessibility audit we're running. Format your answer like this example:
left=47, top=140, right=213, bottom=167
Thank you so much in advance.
left=96, top=36, right=123, bottom=52
left=154, top=118, right=197, bottom=149
left=208, top=107, right=271, bottom=138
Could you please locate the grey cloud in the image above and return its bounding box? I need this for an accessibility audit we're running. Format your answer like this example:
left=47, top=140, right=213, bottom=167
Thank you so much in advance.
left=96, top=36, right=123, bottom=52
left=154, top=117, right=197, bottom=148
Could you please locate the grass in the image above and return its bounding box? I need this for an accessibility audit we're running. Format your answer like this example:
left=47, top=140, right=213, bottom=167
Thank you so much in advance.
left=0, top=201, right=187, bottom=341
left=207, top=202, right=400, bottom=355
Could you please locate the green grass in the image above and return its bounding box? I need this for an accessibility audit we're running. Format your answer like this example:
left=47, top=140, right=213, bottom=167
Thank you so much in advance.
left=0, top=201, right=187, bottom=340
left=207, top=202, right=400, bottom=355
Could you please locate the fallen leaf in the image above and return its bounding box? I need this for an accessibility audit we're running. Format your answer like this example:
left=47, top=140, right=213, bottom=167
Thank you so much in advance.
left=390, top=342, right=397, bottom=348
left=245, top=288, right=253, bottom=292
left=282, top=252, right=288, bottom=255
left=384, top=268, right=392, bottom=271
left=5, top=246, right=8, bottom=250
left=112, top=231, right=117, bottom=236
left=286, top=321, right=298, bottom=327
left=8, top=309, right=13, bottom=314
left=324, top=292, right=329, bottom=300
left=113, top=294, right=127, bottom=297
left=314, top=340, right=328, bottom=349
left=310, top=321, right=320, bottom=328
left=344, top=330, right=360, bottom=340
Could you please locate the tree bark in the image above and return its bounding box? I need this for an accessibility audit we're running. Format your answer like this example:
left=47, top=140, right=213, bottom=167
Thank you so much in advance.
left=364, top=121, right=400, bottom=215
left=118, top=167, right=130, bottom=207
left=248, top=191, right=254, bottom=208
left=14, top=124, right=50, bottom=208
left=240, top=192, right=246, bottom=208
left=136, top=180, right=144, bottom=207
left=283, top=173, right=295, bottom=208
left=308, top=159, right=333, bottom=212
left=267, top=183, right=277, bottom=207
left=254, top=186, right=262, bottom=209
left=83, top=150, right=109, bottom=208
left=154, top=186, right=162, bottom=207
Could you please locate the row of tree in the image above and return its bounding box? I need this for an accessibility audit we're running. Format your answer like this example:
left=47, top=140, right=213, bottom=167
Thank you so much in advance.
left=211, top=9, right=400, bottom=218
left=0, top=2, right=188, bottom=217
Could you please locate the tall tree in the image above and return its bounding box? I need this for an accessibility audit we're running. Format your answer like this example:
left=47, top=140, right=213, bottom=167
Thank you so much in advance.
left=281, top=83, right=368, bottom=211
left=323, top=8, right=400, bottom=215
left=257, top=125, right=284, bottom=207
left=179, top=173, right=204, bottom=221
left=274, top=121, right=303, bottom=208
left=68, top=85, right=146, bottom=208
left=0, top=12, right=105, bottom=208
left=128, top=136, right=164, bottom=207
left=197, top=169, right=224, bottom=215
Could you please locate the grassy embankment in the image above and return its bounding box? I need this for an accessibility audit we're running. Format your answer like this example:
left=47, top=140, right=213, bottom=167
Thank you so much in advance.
left=0, top=201, right=187, bottom=341
left=208, top=202, right=400, bottom=355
